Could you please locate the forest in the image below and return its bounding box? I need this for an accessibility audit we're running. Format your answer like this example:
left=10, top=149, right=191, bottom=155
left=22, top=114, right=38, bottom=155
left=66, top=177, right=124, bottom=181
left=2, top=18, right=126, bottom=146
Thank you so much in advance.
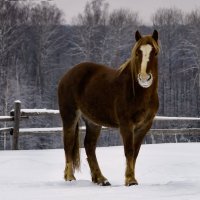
left=0, top=0, right=200, bottom=128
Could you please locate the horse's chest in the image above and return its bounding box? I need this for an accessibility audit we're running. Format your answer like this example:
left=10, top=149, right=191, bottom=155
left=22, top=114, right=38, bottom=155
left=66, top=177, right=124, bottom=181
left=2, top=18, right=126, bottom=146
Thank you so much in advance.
left=131, top=99, right=158, bottom=127
left=131, top=100, right=156, bottom=124
left=132, top=109, right=149, bottom=124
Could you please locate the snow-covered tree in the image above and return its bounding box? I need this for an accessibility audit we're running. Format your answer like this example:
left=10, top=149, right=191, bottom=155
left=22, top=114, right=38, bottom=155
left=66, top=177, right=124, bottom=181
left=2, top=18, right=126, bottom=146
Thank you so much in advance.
left=152, top=8, right=184, bottom=116
left=29, top=1, right=66, bottom=107
left=108, top=9, right=140, bottom=67
left=70, top=0, right=109, bottom=64
left=0, top=0, right=29, bottom=114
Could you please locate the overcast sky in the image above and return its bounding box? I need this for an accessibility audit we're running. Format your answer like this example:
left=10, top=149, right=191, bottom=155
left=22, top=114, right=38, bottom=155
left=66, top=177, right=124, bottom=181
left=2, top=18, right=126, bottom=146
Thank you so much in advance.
left=51, top=0, right=200, bottom=25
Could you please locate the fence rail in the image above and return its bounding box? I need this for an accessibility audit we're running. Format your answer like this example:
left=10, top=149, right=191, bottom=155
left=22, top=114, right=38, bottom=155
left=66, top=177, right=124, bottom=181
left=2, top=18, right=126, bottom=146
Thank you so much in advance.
left=10, top=109, right=60, bottom=117
left=0, top=100, right=200, bottom=150
left=0, top=116, right=14, bottom=122
left=155, top=116, right=200, bottom=121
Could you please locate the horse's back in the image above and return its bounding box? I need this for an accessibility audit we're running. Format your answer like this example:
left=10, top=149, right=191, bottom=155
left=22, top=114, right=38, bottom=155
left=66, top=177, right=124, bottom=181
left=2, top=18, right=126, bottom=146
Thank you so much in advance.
left=59, top=62, right=114, bottom=86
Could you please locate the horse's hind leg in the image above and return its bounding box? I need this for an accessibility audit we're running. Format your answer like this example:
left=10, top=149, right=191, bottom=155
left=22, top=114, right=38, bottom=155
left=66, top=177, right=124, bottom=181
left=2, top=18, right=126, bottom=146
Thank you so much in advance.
left=61, top=109, right=80, bottom=181
left=63, top=122, right=79, bottom=181
left=84, top=120, right=111, bottom=186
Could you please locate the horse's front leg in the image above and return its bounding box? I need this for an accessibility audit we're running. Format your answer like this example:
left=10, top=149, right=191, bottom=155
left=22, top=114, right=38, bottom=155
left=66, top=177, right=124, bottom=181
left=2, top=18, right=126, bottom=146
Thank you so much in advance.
left=120, top=125, right=138, bottom=186
left=84, top=120, right=111, bottom=186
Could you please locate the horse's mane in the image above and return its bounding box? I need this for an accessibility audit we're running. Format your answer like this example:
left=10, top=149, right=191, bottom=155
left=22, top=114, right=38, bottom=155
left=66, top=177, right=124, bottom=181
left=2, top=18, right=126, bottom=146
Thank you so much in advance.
left=118, top=58, right=132, bottom=73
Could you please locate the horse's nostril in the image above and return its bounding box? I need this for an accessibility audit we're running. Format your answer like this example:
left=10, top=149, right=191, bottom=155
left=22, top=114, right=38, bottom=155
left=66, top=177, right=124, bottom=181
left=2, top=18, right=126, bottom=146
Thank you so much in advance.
left=147, top=74, right=152, bottom=81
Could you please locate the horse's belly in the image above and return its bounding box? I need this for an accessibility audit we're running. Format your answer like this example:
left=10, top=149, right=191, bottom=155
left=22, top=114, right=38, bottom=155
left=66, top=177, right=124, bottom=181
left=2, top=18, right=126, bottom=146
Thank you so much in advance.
left=80, top=105, right=118, bottom=128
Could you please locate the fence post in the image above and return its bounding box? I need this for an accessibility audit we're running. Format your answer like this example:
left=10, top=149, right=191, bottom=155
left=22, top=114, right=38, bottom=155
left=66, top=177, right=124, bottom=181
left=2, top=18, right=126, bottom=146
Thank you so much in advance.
left=12, top=100, right=21, bottom=150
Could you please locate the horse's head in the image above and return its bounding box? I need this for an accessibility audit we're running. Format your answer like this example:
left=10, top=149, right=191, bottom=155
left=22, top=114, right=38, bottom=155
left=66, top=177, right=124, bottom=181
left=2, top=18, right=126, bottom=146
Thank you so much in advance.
left=132, top=30, right=159, bottom=88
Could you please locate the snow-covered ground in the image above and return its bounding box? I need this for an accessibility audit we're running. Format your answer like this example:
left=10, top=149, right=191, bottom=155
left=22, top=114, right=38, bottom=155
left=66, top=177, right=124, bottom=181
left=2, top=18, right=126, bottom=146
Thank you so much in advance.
left=0, top=143, right=199, bottom=200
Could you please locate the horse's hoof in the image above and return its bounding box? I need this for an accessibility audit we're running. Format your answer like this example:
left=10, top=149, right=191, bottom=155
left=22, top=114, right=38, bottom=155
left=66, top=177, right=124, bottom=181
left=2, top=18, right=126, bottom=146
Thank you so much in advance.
left=64, top=178, right=76, bottom=182
left=64, top=175, right=76, bottom=181
left=125, top=178, right=138, bottom=186
left=99, top=180, right=111, bottom=186
left=127, top=182, right=138, bottom=186
left=92, top=175, right=111, bottom=186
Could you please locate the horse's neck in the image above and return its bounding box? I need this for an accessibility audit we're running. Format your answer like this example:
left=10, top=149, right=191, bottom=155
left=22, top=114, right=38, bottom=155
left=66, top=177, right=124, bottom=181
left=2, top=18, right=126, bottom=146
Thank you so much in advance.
left=117, top=61, right=136, bottom=97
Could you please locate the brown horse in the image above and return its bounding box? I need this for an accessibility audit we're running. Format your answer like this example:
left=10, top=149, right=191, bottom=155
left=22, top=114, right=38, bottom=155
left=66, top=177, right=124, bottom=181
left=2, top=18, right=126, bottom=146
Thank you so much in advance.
left=58, top=30, right=160, bottom=186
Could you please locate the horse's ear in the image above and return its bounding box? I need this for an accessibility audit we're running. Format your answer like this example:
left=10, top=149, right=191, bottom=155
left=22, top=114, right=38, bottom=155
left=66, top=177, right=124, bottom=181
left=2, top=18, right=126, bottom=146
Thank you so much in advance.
left=152, top=30, right=158, bottom=42
left=135, top=30, right=142, bottom=41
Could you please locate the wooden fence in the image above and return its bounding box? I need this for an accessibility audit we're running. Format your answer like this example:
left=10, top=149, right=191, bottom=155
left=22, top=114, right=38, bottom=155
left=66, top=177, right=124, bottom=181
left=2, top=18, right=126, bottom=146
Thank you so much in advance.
left=0, top=100, right=200, bottom=150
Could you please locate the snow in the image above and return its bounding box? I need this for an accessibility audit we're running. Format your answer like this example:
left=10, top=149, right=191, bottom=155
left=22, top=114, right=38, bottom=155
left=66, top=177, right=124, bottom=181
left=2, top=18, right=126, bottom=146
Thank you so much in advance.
left=0, top=127, right=12, bottom=132
left=155, top=116, right=200, bottom=121
left=19, top=126, right=110, bottom=133
left=19, top=127, right=62, bottom=133
left=21, top=109, right=60, bottom=115
left=19, top=126, right=85, bottom=133
left=0, top=143, right=200, bottom=200
left=0, top=116, right=13, bottom=121
left=14, top=100, right=21, bottom=103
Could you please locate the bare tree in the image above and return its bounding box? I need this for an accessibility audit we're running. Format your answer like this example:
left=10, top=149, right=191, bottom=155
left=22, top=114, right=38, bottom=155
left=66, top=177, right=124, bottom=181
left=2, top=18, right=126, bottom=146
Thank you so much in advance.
left=29, top=1, right=66, bottom=106
left=70, top=0, right=141, bottom=67
left=69, top=0, right=109, bottom=63
left=108, top=9, right=141, bottom=67
left=182, top=9, right=200, bottom=115
left=184, top=9, right=200, bottom=88
left=0, top=0, right=29, bottom=114
left=152, top=8, right=184, bottom=116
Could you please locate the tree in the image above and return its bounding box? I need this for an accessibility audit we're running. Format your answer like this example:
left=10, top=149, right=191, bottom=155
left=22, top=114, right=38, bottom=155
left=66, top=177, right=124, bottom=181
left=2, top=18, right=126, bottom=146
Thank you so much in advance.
left=152, top=8, right=184, bottom=116
left=29, top=1, right=66, bottom=107
left=0, top=0, right=29, bottom=114
left=182, top=9, right=200, bottom=116
left=70, top=0, right=141, bottom=67
left=74, top=0, right=109, bottom=64
left=108, top=9, right=141, bottom=67
left=184, top=9, right=200, bottom=88
left=70, top=0, right=109, bottom=64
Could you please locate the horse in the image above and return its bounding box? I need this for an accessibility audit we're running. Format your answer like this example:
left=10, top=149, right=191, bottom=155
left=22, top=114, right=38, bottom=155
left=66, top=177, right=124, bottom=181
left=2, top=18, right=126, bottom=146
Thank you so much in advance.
left=58, top=30, right=160, bottom=186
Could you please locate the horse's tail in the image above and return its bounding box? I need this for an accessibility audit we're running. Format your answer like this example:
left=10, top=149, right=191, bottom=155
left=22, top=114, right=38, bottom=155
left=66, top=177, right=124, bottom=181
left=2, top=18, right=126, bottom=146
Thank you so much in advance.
left=72, top=123, right=80, bottom=170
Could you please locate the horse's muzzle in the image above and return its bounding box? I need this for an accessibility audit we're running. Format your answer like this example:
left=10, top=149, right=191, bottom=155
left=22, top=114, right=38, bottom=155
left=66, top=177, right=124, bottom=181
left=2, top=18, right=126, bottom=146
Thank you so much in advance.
left=137, top=73, right=153, bottom=88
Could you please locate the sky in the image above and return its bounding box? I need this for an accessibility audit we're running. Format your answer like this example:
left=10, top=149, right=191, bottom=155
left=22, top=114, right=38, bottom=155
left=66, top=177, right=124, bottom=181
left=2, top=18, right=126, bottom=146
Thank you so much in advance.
left=0, top=144, right=199, bottom=200
left=51, top=0, right=200, bottom=25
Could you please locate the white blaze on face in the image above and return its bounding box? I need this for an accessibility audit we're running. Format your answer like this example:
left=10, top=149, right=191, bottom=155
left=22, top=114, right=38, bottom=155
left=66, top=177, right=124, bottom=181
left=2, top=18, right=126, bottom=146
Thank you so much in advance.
left=140, top=44, right=152, bottom=80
